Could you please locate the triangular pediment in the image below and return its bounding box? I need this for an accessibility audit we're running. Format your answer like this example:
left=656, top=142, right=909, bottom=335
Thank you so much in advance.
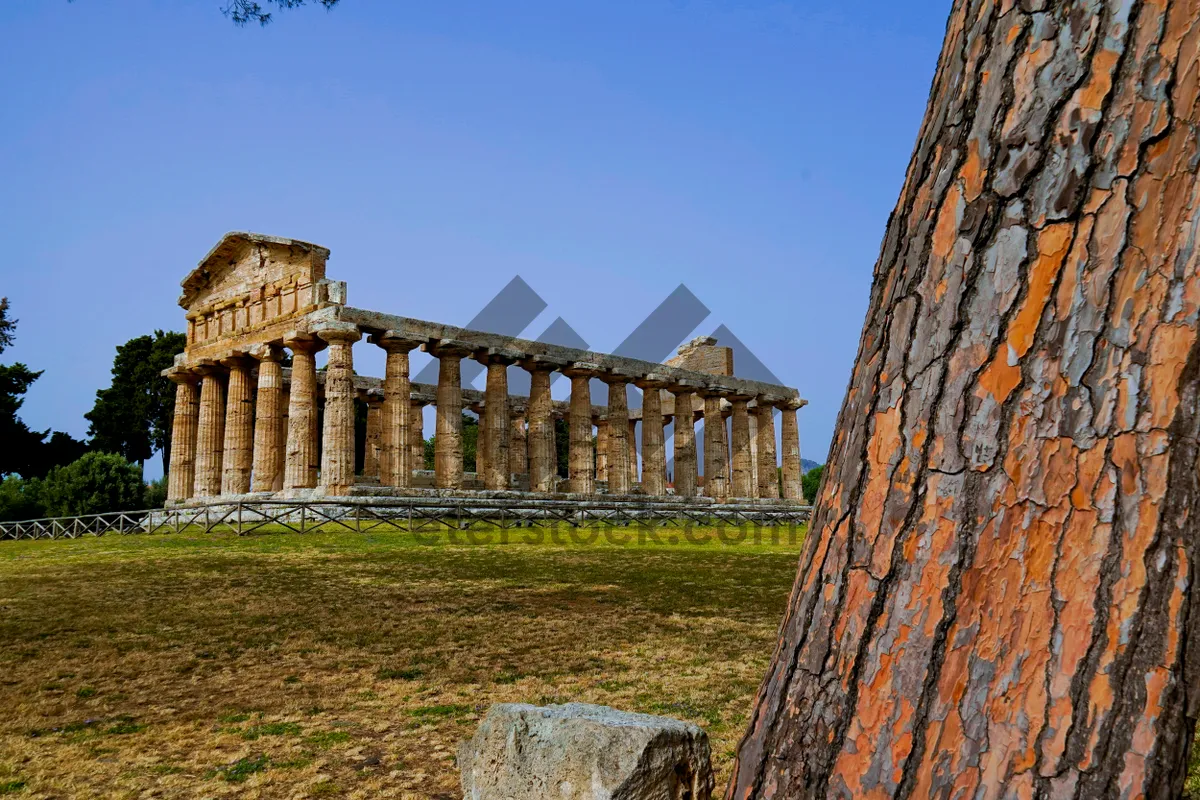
left=180, top=232, right=330, bottom=313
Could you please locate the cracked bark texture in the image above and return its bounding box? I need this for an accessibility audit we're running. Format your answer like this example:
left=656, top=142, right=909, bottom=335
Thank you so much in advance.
left=728, top=2, right=1200, bottom=799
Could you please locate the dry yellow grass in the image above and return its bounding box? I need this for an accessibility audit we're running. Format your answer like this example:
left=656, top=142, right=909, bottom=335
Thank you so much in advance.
left=0, top=524, right=805, bottom=798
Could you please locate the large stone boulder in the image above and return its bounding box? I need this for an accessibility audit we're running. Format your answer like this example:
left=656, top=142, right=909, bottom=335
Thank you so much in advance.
left=458, top=702, right=714, bottom=799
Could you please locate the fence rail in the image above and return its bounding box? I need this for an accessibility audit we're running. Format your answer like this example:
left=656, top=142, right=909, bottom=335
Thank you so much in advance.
left=0, top=497, right=811, bottom=541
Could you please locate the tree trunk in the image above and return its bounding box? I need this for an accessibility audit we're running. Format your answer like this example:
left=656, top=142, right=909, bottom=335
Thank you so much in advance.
left=729, top=1, right=1200, bottom=798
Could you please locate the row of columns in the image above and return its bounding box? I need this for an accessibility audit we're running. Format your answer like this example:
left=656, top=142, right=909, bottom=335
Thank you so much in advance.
left=167, top=330, right=804, bottom=503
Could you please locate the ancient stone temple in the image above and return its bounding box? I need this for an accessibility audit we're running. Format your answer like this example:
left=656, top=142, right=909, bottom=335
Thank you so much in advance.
left=164, top=233, right=807, bottom=506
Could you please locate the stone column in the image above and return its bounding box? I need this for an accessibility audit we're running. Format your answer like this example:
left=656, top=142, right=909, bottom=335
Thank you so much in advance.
left=730, top=396, right=754, bottom=498
left=780, top=400, right=803, bottom=501
left=756, top=399, right=779, bottom=499
left=671, top=385, right=698, bottom=497
left=166, top=368, right=200, bottom=503
left=193, top=364, right=227, bottom=498
left=564, top=365, right=599, bottom=494
left=318, top=324, right=362, bottom=496
left=429, top=340, right=471, bottom=489
left=605, top=375, right=631, bottom=495
left=373, top=334, right=421, bottom=488
left=524, top=362, right=557, bottom=493
left=251, top=345, right=285, bottom=493
left=284, top=336, right=324, bottom=490
left=636, top=377, right=667, bottom=496
left=703, top=390, right=729, bottom=500
left=220, top=355, right=254, bottom=496
left=477, top=350, right=518, bottom=491
left=411, top=399, right=427, bottom=471
left=510, top=412, right=528, bottom=477
left=363, top=391, right=383, bottom=480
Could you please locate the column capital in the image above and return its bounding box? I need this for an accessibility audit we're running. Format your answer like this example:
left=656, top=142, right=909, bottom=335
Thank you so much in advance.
left=425, top=338, right=474, bottom=358
left=316, top=322, right=362, bottom=345
left=667, top=378, right=703, bottom=393
left=369, top=330, right=424, bottom=352
left=249, top=343, right=285, bottom=363
left=698, top=380, right=736, bottom=398
left=780, top=397, right=806, bottom=411
left=601, top=369, right=635, bottom=386
left=192, top=360, right=227, bottom=378
left=634, top=373, right=671, bottom=390
left=755, top=393, right=786, bottom=409
left=562, top=361, right=605, bottom=379
left=519, top=353, right=569, bottom=373
left=283, top=333, right=327, bottom=355
left=166, top=366, right=200, bottom=385
left=364, top=388, right=384, bottom=405
left=473, top=347, right=523, bottom=366
left=219, top=353, right=254, bottom=369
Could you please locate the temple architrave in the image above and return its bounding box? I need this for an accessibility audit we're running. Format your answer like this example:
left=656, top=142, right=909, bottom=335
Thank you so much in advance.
left=164, top=233, right=808, bottom=506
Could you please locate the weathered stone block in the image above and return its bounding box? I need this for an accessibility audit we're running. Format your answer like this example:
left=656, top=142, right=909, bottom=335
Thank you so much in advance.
left=459, top=703, right=713, bottom=800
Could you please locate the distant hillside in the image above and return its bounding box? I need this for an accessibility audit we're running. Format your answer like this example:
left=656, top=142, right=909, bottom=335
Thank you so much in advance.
left=801, top=459, right=822, bottom=473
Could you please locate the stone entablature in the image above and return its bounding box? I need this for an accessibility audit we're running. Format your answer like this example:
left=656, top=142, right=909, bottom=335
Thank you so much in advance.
left=181, top=233, right=346, bottom=361
left=165, top=233, right=807, bottom=506
left=666, top=335, right=734, bottom=376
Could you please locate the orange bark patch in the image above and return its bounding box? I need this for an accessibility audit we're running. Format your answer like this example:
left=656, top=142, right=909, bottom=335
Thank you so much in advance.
left=931, top=184, right=964, bottom=262
left=977, top=225, right=1073, bottom=406
left=1078, top=47, right=1120, bottom=112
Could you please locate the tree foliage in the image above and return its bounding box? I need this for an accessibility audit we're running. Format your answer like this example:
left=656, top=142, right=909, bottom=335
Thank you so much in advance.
left=223, top=0, right=340, bottom=26
left=0, top=475, right=45, bottom=522
left=85, top=331, right=186, bottom=471
left=0, top=298, right=15, bottom=354
left=423, top=412, right=479, bottom=471
left=39, top=452, right=144, bottom=518
left=801, top=465, right=823, bottom=505
left=0, top=299, right=88, bottom=478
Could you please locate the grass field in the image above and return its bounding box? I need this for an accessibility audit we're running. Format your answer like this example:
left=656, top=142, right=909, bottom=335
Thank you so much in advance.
left=2, top=524, right=1197, bottom=799
left=0, top=524, right=806, bottom=798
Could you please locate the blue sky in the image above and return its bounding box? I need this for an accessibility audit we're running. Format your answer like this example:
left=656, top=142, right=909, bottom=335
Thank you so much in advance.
left=0, top=0, right=949, bottom=477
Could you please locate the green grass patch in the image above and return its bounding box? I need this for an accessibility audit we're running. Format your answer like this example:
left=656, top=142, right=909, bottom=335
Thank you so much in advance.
left=0, top=780, right=26, bottom=795
left=212, top=754, right=269, bottom=783
left=104, top=717, right=145, bottom=736
left=241, top=721, right=301, bottom=740
left=408, top=704, right=471, bottom=719
left=0, top=524, right=808, bottom=795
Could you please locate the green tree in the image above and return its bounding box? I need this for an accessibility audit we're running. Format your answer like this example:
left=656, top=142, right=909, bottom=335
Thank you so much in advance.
left=0, top=298, right=15, bottom=353
left=801, top=465, right=823, bottom=505
left=85, top=331, right=187, bottom=473
left=554, top=417, right=570, bottom=478
left=39, top=452, right=144, bottom=517
left=0, top=299, right=88, bottom=478
left=223, top=0, right=340, bottom=25
left=144, top=476, right=168, bottom=509
left=423, top=412, right=479, bottom=472
left=0, top=475, right=45, bottom=522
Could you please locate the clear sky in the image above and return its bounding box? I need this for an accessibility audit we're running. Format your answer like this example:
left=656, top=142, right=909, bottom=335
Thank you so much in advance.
left=0, top=0, right=949, bottom=478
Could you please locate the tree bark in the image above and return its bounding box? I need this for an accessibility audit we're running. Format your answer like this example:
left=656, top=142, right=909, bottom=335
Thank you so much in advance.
left=729, top=2, right=1200, bottom=798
